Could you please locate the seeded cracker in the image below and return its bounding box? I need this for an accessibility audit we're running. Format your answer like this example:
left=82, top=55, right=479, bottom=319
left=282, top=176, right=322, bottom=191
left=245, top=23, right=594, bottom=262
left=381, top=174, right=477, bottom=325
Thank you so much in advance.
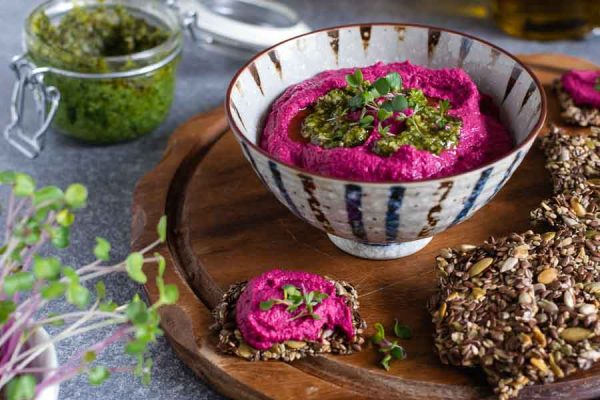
left=212, top=279, right=366, bottom=362
left=554, top=80, right=600, bottom=128
left=431, top=126, right=600, bottom=399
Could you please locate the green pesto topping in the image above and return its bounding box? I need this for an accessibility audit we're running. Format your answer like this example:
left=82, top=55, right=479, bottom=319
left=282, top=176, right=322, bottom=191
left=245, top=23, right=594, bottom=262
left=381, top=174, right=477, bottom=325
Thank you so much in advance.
left=27, top=4, right=177, bottom=144
left=300, top=69, right=462, bottom=156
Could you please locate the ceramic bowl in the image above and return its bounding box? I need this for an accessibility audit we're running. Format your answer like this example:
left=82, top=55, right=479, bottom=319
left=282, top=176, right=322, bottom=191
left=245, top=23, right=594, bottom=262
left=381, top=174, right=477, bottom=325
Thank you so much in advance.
left=225, top=23, right=546, bottom=260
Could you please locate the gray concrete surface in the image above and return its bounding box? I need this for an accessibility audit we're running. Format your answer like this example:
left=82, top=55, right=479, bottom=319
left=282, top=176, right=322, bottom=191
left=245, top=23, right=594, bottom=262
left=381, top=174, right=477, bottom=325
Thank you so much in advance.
left=0, top=1, right=598, bottom=399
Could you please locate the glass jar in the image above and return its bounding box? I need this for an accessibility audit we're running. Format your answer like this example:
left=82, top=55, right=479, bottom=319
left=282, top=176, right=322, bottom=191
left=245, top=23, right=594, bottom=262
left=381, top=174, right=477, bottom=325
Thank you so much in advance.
left=5, top=0, right=308, bottom=158
left=6, top=0, right=183, bottom=158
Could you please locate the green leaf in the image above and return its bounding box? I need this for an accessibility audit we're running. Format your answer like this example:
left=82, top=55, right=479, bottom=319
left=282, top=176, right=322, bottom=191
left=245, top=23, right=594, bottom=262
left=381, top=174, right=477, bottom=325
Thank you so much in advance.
left=32, top=186, right=64, bottom=207
left=157, top=216, right=167, bottom=243
left=64, top=183, right=88, bottom=209
left=141, top=358, right=153, bottom=385
left=393, top=320, right=412, bottom=339
left=0, top=171, right=16, bottom=185
left=260, top=300, right=274, bottom=310
left=56, top=209, right=75, bottom=227
left=127, top=301, right=149, bottom=325
left=282, top=284, right=300, bottom=299
left=161, top=284, right=179, bottom=305
left=345, top=69, right=363, bottom=87
left=95, top=281, right=106, bottom=300
left=348, top=94, right=364, bottom=109
left=41, top=282, right=66, bottom=299
left=62, top=266, right=79, bottom=283
left=93, top=237, right=111, bottom=261
left=6, top=374, right=36, bottom=400
left=372, top=322, right=385, bottom=344
left=390, top=344, right=407, bottom=360
left=14, top=174, right=35, bottom=197
left=33, top=256, right=61, bottom=280
left=66, top=284, right=90, bottom=309
left=385, top=72, right=402, bottom=91
left=4, top=272, right=35, bottom=296
left=377, top=108, right=393, bottom=122
left=99, top=301, right=118, bottom=312
left=88, top=365, right=110, bottom=386
left=50, top=226, right=69, bottom=248
left=359, top=115, right=374, bottom=128
left=391, top=95, right=408, bottom=111
left=374, top=77, right=390, bottom=96
left=155, top=253, right=166, bottom=277
left=380, top=353, right=392, bottom=371
left=83, top=351, right=97, bottom=363
left=125, top=339, right=148, bottom=355
left=126, top=252, right=147, bottom=284
left=0, top=300, right=16, bottom=325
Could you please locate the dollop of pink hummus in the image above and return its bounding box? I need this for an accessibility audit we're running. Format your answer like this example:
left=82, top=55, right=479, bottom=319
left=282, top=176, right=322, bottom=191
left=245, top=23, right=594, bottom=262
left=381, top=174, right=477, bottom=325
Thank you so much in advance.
left=260, top=61, right=514, bottom=182
left=562, top=70, right=600, bottom=108
left=235, top=269, right=354, bottom=350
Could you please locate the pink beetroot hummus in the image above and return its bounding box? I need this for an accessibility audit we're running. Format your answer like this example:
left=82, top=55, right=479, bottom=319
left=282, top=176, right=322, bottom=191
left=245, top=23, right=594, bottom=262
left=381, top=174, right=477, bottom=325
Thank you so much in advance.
left=260, top=61, right=514, bottom=182
left=562, top=70, right=600, bottom=108
left=235, top=269, right=354, bottom=350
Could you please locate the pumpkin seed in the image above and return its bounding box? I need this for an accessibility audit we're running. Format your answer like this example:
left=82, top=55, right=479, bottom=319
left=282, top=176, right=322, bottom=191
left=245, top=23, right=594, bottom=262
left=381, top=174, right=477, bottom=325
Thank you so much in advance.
left=560, top=327, right=593, bottom=343
left=537, top=268, right=558, bottom=284
left=500, top=257, right=518, bottom=273
left=439, top=302, right=447, bottom=319
left=542, top=231, right=556, bottom=242
left=471, top=287, right=486, bottom=300
left=285, top=340, right=307, bottom=349
left=468, top=258, right=494, bottom=277
left=570, top=197, right=587, bottom=217
left=549, top=353, right=564, bottom=378
left=532, top=327, right=547, bottom=347
left=512, top=245, right=529, bottom=258
left=530, top=357, right=549, bottom=373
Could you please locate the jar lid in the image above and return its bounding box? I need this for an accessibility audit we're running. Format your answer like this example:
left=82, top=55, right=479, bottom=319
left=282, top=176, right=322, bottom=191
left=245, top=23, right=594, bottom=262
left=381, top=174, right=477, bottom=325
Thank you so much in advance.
left=178, top=0, right=310, bottom=52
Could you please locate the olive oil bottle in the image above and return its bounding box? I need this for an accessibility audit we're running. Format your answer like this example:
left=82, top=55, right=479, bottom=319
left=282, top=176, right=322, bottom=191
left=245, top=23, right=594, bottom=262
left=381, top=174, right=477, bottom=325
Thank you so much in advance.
left=492, top=0, right=600, bottom=40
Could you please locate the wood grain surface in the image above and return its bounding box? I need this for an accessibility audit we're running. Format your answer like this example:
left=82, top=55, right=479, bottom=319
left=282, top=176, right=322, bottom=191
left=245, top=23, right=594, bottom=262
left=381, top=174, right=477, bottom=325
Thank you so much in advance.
left=132, top=54, right=600, bottom=400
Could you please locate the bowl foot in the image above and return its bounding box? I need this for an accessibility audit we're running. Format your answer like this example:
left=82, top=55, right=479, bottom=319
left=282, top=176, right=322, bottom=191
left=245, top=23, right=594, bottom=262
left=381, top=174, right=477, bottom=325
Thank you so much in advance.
left=327, top=235, right=433, bottom=260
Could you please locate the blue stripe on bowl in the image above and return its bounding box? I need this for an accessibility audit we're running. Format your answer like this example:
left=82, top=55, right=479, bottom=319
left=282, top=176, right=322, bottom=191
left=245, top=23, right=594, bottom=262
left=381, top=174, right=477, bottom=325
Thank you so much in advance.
left=241, top=143, right=266, bottom=184
left=385, top=186, right=405, bottom=241
left=451, top=167, right=494, bottom=225
left=268, top=161, right=301, bottom=217
left=489, top=151, right=523, bottom=199
left=345, top=184, right=367, bottom=241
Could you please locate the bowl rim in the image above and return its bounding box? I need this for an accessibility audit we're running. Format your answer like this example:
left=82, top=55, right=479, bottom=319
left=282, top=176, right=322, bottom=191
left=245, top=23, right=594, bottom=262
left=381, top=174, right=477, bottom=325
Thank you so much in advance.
left=225, top=22, right=548, bottom=187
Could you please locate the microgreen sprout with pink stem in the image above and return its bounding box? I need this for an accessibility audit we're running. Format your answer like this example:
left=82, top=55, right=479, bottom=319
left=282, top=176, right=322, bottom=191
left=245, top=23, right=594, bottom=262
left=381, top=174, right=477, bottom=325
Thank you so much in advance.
left=0, top=171, right=178, bottom=400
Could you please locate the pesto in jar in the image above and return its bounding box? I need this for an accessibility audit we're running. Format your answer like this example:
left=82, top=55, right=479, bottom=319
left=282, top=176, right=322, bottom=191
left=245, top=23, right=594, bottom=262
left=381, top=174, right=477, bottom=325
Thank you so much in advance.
left=27, top=3, right=179, bottom=143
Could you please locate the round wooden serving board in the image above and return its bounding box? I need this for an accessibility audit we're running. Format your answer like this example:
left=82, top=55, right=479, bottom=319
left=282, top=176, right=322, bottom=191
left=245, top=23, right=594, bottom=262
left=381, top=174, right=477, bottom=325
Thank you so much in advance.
left=132, top=54, right=600, bottom=400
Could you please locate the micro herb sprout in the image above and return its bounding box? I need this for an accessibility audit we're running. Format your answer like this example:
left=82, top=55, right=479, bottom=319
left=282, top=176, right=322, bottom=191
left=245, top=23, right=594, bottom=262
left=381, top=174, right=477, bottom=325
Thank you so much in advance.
left=372, top=320, right=412, bottom=371
left=301, top=68, right=462, bottom=156
left=0, top=171, right=179, bottom=399
left=260, top=284, right=328, bottom=321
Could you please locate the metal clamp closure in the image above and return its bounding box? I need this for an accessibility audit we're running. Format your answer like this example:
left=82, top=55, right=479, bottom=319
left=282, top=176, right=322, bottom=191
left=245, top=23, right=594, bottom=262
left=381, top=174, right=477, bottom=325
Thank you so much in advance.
left=4, top=54, right=60, bottom=159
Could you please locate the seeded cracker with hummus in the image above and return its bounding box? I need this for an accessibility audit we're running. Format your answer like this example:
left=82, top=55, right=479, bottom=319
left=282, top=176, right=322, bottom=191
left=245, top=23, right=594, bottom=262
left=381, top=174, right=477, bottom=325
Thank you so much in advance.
left=212, top=270, right=366, bottom=361
left=554, top=70, right=600, bottom=127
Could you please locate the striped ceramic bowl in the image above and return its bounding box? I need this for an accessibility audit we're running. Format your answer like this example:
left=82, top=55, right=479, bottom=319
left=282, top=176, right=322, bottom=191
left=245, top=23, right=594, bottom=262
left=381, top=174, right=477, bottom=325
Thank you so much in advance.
left=225, top=23, right=546, bottom=260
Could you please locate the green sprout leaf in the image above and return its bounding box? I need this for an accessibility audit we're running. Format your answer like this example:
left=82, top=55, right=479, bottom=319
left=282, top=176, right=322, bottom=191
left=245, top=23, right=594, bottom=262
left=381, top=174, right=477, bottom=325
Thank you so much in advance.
left=377, top=108, right=393, bottom=122
left=157, top=216, right=167, bottom=243
left=64, top=183, right=88, bottom=209
left=33, top=256, right=62, bottom=280
left=14, top=174, right=35, bottom=197
left=94, top=237, right=111, bottom=261
left=50, top=226, right=70, bottom=248
left=345, top=69, right=363, bottom=87
left=374, top=77, right=390, bottom=96
left=95, top=281, right=106, bottom=300
left=390, top=344, right=407, bottom=360
left=56, top=209, right=75, bottom=227
left=127, top=300, right=149, bottom=325
left=41, top=282, right=66, bottom=299
left=393, top=319, right=412, bottom=339
left=385, top=72, right=402, bottom=91
left=67, top=284, right=90, bottom=309
left=33, top=186, right=64, bottom=208
left=126, top=252, right=147, bottom=284
left=380, top=353, right=392, bottom=371
left=4, top=272, right=35, bottom=296
left=0, top=300, right=16, bottom=325
left=161, top=284, right=179, bottom=305
left=391, top=95, right=408, bottom=112
left=126, top=339, right=147, bottom=355
left=359, top=115, right=374, bottom=128
left=260, top=300, right=274, bottom=310
left=6, top=374, right=36, bottom=400
left=0, top=171, right=16, bottom=185
left=155, top=253, right=166, bottom=276
left=88, top=365, right=110, bottom=386
left=373, top=322, right=386, bottom=344
left=348, top=94, right=364, bottom=109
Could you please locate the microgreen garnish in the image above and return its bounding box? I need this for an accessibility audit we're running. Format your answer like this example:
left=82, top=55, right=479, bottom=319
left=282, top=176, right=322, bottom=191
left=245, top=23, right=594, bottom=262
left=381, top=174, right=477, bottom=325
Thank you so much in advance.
left=301, top=68, right=462, bottom=156
left=372, top=321, right=411, bottom=370
left=595, top=76, right=600, bottom=92
left=260, top=284, right=328, bottom=321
